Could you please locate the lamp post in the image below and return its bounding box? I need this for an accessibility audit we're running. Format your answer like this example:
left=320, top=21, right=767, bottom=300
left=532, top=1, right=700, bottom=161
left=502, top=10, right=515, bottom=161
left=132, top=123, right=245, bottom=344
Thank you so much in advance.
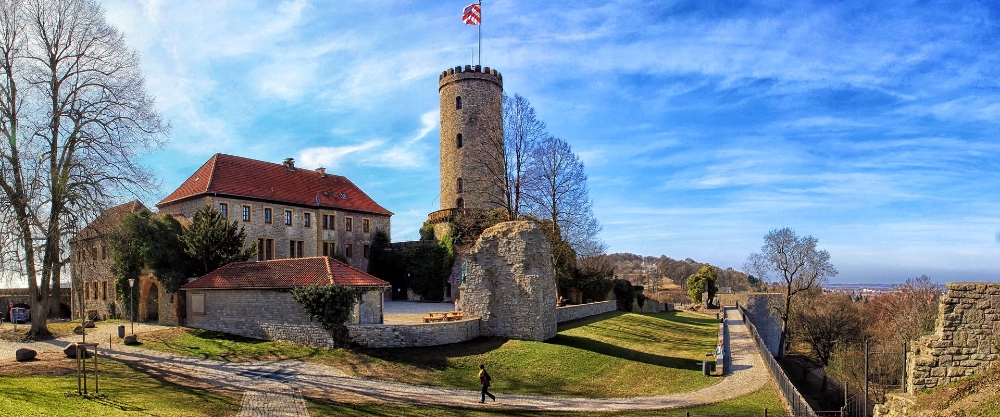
left=128, top=278, right=135, bottom=335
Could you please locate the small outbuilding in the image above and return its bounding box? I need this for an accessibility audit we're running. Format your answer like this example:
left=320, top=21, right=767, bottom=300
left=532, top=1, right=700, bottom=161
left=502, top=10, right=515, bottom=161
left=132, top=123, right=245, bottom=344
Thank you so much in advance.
left=181, top=256, right=388, bottom=348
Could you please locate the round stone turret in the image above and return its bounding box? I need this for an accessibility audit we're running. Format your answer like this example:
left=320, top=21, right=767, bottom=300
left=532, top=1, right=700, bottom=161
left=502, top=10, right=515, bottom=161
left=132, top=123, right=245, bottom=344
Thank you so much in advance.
left=438, top=65, right=504, bottom=211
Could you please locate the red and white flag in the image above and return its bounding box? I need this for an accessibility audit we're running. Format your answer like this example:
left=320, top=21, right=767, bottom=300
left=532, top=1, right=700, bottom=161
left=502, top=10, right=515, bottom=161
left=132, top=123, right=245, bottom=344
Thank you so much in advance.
left=463, top=3, right=481, bottom=25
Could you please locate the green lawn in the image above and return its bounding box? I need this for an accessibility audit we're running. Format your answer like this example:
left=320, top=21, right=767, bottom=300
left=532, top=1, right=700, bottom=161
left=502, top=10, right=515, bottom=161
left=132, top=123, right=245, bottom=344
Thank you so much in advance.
left=139, top=311, right=720, bottom=398
left=307, top=383, right=787, bottom=416
left=0, top=356, right=239, bottom=417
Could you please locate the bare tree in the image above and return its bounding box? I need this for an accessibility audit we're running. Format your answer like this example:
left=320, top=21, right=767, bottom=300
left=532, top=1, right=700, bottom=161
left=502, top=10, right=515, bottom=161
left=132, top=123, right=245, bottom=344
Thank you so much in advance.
left=465, top=92, right=546, bottom=219
left=744, top=227, right=837, bottom=357
left=795, top=292, right=862, bottom=390
left=0, top=0, right=166, bottom=336
left=503, top=93, right=545, bottom=219
left=522, top=135, right=600, bottom=252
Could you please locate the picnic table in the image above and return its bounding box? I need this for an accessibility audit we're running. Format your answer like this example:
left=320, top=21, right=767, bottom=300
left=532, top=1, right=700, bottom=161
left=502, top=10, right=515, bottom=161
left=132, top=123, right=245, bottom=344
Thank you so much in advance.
left=423, top=311, right=464, bottom=323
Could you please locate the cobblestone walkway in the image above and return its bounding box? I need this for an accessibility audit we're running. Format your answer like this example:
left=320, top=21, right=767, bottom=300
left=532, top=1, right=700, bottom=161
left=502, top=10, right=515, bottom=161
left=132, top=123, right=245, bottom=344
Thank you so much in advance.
left=1, top=307, right=771, bottom=414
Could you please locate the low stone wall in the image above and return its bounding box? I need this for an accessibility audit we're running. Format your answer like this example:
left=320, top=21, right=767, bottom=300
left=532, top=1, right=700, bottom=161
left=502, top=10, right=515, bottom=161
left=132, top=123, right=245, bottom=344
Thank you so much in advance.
left=347, top=318, right=481, bottom=348
left=908, top=282, right=1000, bottom=392
left=556, top=300, right=617, bottom=323
left=184, top=289, right=337, bottom=349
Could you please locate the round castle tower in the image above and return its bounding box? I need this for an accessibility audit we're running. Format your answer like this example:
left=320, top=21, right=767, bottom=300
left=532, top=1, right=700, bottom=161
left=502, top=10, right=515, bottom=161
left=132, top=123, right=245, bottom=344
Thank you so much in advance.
left=438, top=65, right=504, bottom=211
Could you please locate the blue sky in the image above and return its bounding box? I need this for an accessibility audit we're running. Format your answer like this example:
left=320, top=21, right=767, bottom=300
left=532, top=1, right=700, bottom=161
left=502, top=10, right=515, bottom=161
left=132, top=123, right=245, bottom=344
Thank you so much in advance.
left=98, top=0, right=1000, bottom=284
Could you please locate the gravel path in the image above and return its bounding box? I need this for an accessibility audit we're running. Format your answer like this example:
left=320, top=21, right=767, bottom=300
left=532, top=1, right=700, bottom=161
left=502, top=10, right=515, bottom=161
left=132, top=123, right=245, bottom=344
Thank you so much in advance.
left=1, top=307, right=770, bottom=415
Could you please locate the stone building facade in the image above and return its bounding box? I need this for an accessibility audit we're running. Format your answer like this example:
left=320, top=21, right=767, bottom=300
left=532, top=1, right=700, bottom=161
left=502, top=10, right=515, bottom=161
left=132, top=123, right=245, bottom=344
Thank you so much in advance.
left=182, top=257, right=389, bottom=348
left=907, top=282, right=1000, bottom=392
left=157, top=154, right=392, bottom=272
left=69, top=200, right=181, bottom=324
left=438, top=65, right=504, bottom=211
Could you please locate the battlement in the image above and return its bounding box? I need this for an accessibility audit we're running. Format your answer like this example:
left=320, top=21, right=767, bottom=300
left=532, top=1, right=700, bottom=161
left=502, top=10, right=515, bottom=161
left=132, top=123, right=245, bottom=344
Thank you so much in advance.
left=439, top=65, right=503, bottom=90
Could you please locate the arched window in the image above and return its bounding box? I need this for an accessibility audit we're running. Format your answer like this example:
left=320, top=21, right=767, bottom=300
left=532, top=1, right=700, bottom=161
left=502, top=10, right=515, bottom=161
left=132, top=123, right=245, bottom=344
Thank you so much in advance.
left=456, top=133, right=463, bottom=148
left=456, top=96, right=462, bottom=109
left=456, top=198, right=465, bottom=209
left=457, top=177, right=463, bottom=193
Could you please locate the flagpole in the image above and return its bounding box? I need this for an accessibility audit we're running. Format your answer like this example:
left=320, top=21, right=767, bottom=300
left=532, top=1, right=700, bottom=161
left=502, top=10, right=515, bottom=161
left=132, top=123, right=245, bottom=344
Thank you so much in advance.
left=478, top=0, right=482, bottom=66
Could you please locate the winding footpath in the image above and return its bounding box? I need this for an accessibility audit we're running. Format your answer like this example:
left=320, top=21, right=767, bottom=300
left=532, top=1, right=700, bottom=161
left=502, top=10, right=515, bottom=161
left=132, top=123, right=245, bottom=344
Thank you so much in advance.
left=1, top=307, right=770, bottom=415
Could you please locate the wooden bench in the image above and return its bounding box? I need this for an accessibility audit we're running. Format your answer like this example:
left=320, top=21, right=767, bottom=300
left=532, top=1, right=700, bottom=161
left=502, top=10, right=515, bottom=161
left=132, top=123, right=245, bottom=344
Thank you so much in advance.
left=423, top=311, right=464, bottom=323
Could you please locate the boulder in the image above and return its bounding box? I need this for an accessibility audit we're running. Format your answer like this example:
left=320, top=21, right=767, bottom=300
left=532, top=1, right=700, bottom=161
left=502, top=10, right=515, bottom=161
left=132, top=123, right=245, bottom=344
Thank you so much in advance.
left=63, top=343, right=92, bottom=359
left=123, top=334, right=138, bottom=345
left=72, top=326, right=85, bottom=335
left=82, top=320, right=95, bottom=328
left=15, top=348, right=36, bottom=362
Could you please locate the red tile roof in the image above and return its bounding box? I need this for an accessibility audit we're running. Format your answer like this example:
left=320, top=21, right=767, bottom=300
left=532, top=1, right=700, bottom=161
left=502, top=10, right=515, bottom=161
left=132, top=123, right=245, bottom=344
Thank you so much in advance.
left=181, top=257, right=389, bottom=290
left=156, top=154, right=392, bottom=216
left=71, top=200, right=148, bottom=242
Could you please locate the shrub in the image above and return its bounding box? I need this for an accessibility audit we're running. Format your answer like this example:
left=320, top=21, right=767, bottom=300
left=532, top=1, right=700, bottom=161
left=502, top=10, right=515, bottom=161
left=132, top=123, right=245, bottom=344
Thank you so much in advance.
left=291, top=284, right=362, bottom=346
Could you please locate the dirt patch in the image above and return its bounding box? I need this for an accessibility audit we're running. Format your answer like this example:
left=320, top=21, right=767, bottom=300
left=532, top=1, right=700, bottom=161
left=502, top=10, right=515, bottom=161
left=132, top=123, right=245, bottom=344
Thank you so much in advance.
left=0, top=351, right=90, bottom=377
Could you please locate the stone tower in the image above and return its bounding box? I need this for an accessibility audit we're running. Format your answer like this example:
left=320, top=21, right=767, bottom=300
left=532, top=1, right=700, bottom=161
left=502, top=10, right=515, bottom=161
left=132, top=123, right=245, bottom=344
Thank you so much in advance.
left=438, top=65, right=504, bottom=211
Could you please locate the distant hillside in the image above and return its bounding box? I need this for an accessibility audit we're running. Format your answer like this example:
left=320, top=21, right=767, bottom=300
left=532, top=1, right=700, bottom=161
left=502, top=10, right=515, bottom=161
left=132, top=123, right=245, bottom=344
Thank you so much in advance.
left=605, top=253, right=756, bottom=296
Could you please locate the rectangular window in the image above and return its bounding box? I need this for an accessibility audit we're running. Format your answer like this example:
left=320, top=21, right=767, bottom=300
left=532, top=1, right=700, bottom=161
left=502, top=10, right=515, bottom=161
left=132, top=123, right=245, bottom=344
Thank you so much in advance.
left=362, top=218, right=370, bottom=233
left=345, top=217, right=353, bottom=232
left=101, top=245, right=107, bottom=260
left=345, top=243, right=354, bottom=258
left=257, top=238, right=274, bottom=261
left=264, top=208, right=272, bottom=224
left=242, top=205, right=251, bottom=222
left=219, top=203, right=228, bottom=219
left=322, top=214, right=335, bottom=230
left=289, top=240, right=305, bottom=258
left=304, top=212, right=312, bottom=228
left=363, top=244, right=370, bottom=259
left=284, top=210, right=293, bottom=226
left=101, top=281, right=107, bottom=301
left=322, top=241, right=336, bottom=257
left=191, top=293, right=205, bottom=315
left=84, top=282, right=90, bottom=300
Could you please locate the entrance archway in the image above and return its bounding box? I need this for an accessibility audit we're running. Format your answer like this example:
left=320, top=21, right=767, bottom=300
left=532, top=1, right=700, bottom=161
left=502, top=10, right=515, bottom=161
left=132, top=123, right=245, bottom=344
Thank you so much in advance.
left=145, top=282, right=159, bottom=322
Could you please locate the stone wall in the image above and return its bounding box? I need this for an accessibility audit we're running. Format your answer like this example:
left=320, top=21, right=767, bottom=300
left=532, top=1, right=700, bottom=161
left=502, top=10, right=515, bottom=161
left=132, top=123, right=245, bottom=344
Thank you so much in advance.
left=719, top=292, right=783, bottom=356
left=907, top=282, right=1000, bottom=392
left=184, top=288, right=382, bottom=349
left=556, top=301, right=617, bottom=323
left=160, top=195, right=390, bottom=272
left=347, top=319, right=481, bottom=348
left=462, top=221, right=557, bottom=341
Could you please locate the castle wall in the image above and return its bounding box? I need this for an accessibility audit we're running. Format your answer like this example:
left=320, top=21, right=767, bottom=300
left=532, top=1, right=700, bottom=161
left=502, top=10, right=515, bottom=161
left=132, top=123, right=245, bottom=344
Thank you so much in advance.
left=556, top=301, right=618, bottom=323
left=438, top=65, right=504, bottom=211
left=907, top=282, right=1000, bottom=392
left=160, top=195, right=390, bottom=272
left=347, top=319, right=481, bottom=348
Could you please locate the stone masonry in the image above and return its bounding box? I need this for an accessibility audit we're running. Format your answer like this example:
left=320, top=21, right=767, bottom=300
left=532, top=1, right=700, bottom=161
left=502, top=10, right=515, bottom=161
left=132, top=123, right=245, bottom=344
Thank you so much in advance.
left=184, top=288, right=383, bottom=349
left=438, top=65, right=504, bottom=211
left=718, top=292, right=783, bottom=356
left=556, top=301, right=617, bottom=323
left=347, top=318, right=481, bottom=348
left=907, top=282, right=1000, bottom=392
left=461, top=221, right=558, bottom=341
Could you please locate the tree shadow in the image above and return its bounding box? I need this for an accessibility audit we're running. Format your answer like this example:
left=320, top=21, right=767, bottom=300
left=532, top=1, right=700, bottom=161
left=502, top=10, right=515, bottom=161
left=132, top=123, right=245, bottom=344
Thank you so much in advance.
left=547, top=334, right=701, bottom=370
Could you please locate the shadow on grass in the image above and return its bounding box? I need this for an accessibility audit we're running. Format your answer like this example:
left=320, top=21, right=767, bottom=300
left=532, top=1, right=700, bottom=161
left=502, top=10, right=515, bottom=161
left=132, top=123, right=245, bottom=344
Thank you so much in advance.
left=357, top=337, right=508, bottom=371
left=547, top=334, right=700, bottom=370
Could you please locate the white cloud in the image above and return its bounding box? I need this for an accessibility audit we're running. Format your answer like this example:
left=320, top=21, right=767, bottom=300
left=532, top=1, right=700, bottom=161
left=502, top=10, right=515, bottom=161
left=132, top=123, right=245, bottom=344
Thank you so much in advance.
left=297, top=141, right=382, bottom=170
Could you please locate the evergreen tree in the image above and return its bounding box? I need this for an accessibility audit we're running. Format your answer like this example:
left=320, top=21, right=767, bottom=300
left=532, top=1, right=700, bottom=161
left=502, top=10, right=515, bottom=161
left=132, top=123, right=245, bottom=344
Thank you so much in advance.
left=181, top=205, right=257, bottom=275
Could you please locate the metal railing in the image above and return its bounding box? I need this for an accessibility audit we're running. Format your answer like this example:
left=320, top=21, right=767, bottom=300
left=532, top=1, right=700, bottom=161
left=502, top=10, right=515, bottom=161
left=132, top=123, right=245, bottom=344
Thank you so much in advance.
left=737, top=306, right=817, bottom=417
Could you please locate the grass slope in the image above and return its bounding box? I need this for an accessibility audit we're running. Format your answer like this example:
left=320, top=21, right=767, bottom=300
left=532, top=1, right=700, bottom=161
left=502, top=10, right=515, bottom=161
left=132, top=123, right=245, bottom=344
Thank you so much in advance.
left=914, top=363, right=1000, bottom=416
left=140, top=311, right=720, bottom=397
left=0, top=353, right=239, bottom=417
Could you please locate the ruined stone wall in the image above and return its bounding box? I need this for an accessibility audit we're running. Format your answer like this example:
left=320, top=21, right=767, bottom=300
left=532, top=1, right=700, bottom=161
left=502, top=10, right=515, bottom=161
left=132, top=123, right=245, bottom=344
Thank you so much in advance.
left=907, top=282, right=1000, bottom=392
left=556, top=301, right=618, bottom=323
left=461, top=221, right=557, bottom=341
left=347, top=319, right=481, bottom=348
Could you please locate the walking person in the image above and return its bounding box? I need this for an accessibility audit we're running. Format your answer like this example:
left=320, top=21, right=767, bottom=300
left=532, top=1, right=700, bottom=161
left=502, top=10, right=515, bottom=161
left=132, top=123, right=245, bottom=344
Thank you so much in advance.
left=478, top=364, right=495, bottom=403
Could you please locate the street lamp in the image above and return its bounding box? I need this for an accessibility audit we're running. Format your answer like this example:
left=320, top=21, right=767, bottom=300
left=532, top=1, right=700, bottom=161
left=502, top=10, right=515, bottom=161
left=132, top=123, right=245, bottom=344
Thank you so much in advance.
left=128, top=278, right=135, bottom=335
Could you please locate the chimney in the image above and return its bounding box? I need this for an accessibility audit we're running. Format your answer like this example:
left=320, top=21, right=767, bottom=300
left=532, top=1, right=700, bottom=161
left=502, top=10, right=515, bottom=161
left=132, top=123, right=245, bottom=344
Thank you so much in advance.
left=282, top=158, right=296, bottom=171
left=315, top=167, right=326, bottom=177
